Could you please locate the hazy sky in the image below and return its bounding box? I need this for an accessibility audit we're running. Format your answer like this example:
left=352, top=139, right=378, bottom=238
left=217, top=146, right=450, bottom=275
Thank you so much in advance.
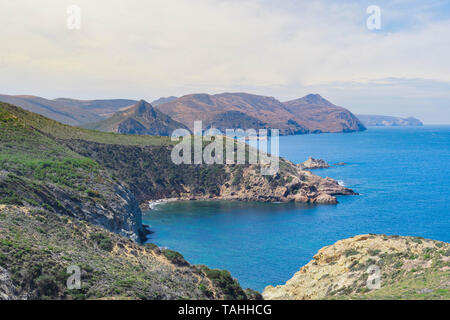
left=1, top=0, right=449, bottom=123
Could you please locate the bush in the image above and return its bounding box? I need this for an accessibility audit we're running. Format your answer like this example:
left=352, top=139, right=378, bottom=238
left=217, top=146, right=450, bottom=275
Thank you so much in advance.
left=198, top=265, right=247, bottom=300
left=91, top=233, right=114, bottom=252
left=344, top=248, right=359, bottom=257
left=162, top=249, right=188, bottom=266
left=35, top=274, right=60, bottom=297
left=368, top=249, right=381, bottom=256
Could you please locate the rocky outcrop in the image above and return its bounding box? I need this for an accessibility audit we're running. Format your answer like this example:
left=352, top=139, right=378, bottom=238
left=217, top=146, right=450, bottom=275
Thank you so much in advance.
left=300, top=157, right=330, bottom=169
left=0, top=266, right=19, bottom=300
left=263, top=235, right=450, bottom=300
left=217, top=161, right=356, bottom=204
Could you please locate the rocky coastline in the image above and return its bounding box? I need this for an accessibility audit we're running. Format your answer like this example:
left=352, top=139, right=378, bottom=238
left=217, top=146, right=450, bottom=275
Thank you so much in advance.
left=143, top=158, right=356, bottom=210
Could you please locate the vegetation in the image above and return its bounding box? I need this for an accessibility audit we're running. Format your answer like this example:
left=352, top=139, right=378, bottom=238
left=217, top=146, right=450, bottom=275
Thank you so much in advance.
left=0, top=205, right=255, bottom=300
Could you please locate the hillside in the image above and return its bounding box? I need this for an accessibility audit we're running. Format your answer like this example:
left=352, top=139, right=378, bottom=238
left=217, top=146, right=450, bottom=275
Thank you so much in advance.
left=283, top=94, right=366, bottom=133
left=83, top=100, right=190, bottom=136
left=263, top=234, right=449, bottom=300
left=151, top=96, right=178, bottom=106
left=0, top=94, right=137, bottom=125
left=0, top=103, right=145, bottom=241
left=53, top=98, right=137, bottom=118
left=357, top=115, right=424, bottom=127
left=0, top=94, right=102, bottom=126
left=156, top=92, right=365, bottom=135
left=0, top=205, right=258, bottom=300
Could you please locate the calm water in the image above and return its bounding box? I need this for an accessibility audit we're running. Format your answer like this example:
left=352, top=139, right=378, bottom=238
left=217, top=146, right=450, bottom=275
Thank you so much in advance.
left=143, top=126, right=450, bottom=291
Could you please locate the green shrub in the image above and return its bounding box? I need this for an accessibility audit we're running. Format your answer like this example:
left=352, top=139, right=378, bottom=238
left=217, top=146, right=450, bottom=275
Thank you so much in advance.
left=344, top=248, right=359, bottom=257
left=162, top=249, right=188, bottom=266
left=368, top=249, right=381, bottom=256
left=91, top=233, right=114, bottom=252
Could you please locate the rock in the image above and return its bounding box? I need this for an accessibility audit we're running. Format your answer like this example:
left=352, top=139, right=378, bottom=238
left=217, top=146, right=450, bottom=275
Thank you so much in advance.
left=314, top=193, right=337, bottom=204
left=292, top=194, right=309, bottom=203
left=0, top=267, right=19, bottom=300
left=302, top=157, right=330, bottom=169
left=263, top=235, right=450, bottom=300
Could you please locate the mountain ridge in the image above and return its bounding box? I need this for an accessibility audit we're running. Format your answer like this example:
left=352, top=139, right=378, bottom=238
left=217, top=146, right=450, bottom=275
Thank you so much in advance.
left=1, top=92, right=366, bottom=135
left=82, top=100, right=190, bottom=136
left=155, top=92, right=365, bottom=135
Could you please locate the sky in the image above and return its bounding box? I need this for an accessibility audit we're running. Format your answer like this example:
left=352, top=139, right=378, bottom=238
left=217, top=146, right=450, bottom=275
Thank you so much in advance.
left=0, top=0, right=449, bottom=123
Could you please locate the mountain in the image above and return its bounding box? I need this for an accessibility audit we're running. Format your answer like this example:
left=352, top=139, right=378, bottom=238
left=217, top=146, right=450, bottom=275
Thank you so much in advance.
left=151, top=96, right=178, bottom=106
left=155, top=92, right=365, bottom=135
left=357, top=115, right=423, bottom=127
left=263, top=234, right=449, bottom=300
left=0, top=94, right=102, bottom=125
left=282, top=94, right=366, bottom=133
left=82, top=100, right=190, bottom=136
left=53, top=98, right=137, bottom=118
left=0, top=93, right=365, bottom=135
left=0, top=94, right=137, bottom=125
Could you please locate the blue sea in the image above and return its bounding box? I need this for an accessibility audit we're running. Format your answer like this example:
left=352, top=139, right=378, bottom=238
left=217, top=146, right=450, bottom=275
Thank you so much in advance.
left=143, top=126, right=450, bottom=291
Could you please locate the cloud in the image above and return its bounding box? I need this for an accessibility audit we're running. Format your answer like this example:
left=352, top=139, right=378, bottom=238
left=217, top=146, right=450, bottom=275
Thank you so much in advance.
left=0, top=0, right=449, bottom=123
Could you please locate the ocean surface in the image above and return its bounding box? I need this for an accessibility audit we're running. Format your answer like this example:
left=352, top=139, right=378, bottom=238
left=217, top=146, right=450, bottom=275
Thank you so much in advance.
left=143, top=126, right=450, bottom=291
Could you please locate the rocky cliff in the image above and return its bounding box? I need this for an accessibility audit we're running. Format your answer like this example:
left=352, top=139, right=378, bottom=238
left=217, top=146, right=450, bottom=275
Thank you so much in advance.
left=263, top=234, right=450, bottom=300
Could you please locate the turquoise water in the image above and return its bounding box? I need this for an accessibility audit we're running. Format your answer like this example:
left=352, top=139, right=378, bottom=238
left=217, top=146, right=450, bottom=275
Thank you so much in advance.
left=143, top=126, right=450, bottom=291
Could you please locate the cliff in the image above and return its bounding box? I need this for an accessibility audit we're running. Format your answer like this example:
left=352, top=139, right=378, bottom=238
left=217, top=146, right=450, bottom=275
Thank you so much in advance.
left=263, top=234, right=450, bottom=300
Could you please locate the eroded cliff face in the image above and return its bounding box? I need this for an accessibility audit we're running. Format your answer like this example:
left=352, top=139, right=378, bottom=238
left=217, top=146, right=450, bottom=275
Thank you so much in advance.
left=263, top=235, right=450, bottom=300
left=216, top=160, right=355, bottom=204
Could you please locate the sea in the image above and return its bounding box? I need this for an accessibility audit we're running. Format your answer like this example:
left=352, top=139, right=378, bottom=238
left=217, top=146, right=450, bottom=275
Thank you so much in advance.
left=143, top=126, right=450, bottom=291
